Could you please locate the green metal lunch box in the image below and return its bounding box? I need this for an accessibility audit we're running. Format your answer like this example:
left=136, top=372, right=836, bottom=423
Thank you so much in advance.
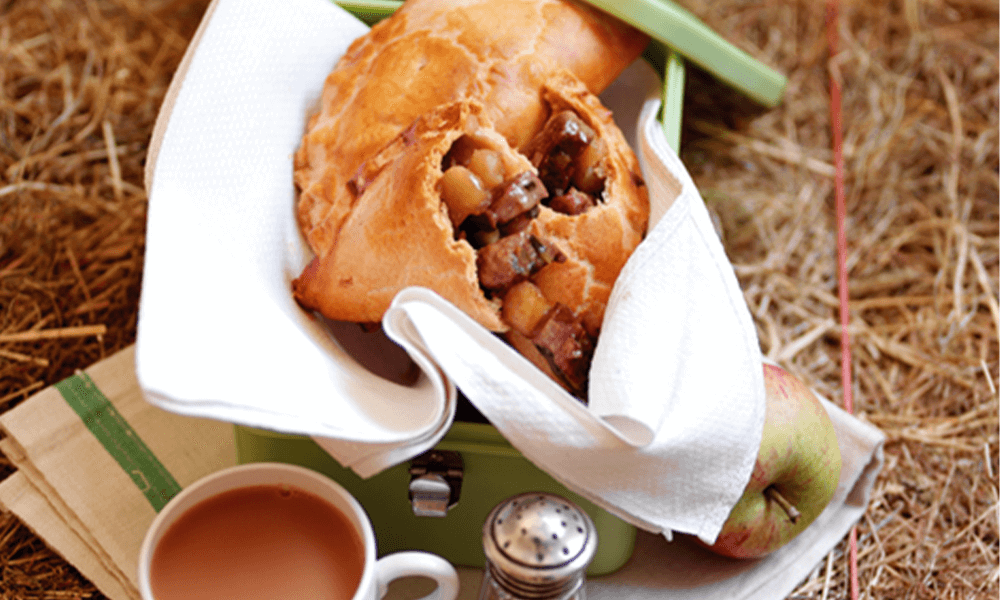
left=234, top=428, right=637, bottom=574
left=234, top=416, right=637, bottom=576
left=233, top=40, right=700, bottom=578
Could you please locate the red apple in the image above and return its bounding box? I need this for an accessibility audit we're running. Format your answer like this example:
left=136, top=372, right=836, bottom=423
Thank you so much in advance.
left=704, top=363, right=842, bottom=559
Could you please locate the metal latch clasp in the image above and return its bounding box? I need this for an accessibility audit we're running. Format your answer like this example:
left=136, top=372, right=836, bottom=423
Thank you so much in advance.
left=408, top=449, right=463, bottom=517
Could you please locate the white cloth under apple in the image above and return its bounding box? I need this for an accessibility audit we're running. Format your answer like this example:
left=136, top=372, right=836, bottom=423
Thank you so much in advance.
left=138, top=0, right=763, bottom=545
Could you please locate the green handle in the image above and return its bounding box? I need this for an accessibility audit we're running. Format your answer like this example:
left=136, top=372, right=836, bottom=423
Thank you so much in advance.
left=582, top=0, right=786, bottom=107
left=661, top=49, right=686, bottom=152
left=334, top=0, right=401, bottom=24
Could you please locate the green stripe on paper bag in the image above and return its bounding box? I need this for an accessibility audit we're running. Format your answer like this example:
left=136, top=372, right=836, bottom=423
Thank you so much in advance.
left=55, top=372, right=181, bottom=512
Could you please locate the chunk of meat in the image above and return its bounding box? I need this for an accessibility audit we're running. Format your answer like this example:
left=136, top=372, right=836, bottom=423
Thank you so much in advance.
left=538, top=150, right=575, bottom=197
left=499, top=206, right=540, bottom=236
left=526, top=110, right=596, bottom=162
left=549, top=188, right=596, bottom=215
left=523, top=109, right=608, bottom=203
left=485, top=171, right=548, bottom=227
left=476, top=231, right=565, bottom=292
left=525, top=110, right=594, bottom=197
left=531, top=304, right=594, bottom=395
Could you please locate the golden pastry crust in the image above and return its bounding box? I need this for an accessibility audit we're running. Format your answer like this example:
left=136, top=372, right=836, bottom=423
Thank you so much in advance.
left=293, top=0, right=648, bottom=258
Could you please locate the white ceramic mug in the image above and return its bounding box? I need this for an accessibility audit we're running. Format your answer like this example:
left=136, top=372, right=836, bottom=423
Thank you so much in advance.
left=137, top=462, right=460, bottom=600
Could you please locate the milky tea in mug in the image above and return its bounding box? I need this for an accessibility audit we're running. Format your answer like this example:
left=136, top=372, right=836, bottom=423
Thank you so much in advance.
left=137, top=463, right=460, bottom=600
left=148, top=483, right=364, bottom=600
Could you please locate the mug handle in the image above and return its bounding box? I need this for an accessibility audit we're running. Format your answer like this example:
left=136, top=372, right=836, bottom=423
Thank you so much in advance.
left=375, top=551, right=460, bottom=600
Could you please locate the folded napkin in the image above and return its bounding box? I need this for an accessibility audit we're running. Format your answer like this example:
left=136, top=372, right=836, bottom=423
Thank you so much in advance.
left=0, top=347, right=884, bottom=600
left=138, top=0, right=456, bottom=467
left=0, top=347, right=236, bottom=600
left=135, top=0, right=869, bottom=547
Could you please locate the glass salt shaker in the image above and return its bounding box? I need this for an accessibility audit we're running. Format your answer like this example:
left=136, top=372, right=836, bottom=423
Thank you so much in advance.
left=478, top=492, right=597, bottom=600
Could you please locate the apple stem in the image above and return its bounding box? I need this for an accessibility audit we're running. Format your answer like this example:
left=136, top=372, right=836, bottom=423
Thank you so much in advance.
left=764, top=486, right=801, bottom=524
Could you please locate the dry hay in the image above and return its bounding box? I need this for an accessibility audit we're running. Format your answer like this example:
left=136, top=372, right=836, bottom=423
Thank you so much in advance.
left=0, top=0, right=997, bottom=598
left=679, top=0, right=999, bottom=597
left=0, top=0, right=210, bottom=596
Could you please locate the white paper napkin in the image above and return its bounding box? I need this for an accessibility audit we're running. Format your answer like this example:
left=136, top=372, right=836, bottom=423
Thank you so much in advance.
left=137, top=0, right=457, bottom=475
left=137, top=0, right=765, bottom=542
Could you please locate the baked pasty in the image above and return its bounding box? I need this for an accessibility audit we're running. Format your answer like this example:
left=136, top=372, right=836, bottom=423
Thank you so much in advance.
left=292, top=0, right=650, bottom=396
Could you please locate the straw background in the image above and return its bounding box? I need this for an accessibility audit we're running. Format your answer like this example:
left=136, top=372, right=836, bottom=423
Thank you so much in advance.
left=0, top=0, right=996, bottom=597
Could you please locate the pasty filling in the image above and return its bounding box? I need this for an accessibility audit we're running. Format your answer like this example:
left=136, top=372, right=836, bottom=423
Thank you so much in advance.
left=438, top=109, right=607, bottom=397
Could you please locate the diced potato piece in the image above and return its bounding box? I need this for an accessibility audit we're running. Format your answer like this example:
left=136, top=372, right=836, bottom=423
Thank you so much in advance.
left=572, top=137, right=606, bottom=194
left=502, top=280, right=554, bottom=337
left=467, top=148, right=506, bottom=189
left=440, top=166, right=490, bottom=227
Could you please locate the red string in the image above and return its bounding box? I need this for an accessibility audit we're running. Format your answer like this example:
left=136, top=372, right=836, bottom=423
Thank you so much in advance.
left=826, top=2, right=860, bottom=599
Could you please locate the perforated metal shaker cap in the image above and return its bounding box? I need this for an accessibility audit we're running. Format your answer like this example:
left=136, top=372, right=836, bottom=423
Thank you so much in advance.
left=482, top=492, right=598, bottom=585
